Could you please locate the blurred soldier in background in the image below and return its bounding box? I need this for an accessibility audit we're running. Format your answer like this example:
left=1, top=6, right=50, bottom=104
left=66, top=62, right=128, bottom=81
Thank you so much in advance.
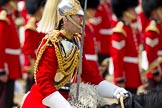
left=79, top=0, right=101, bottom=77
left=110, top=0, right=142, bottom=94
left=137, top=0, right=150, bottom=36
left=22, top=0, right=45, bottom=93
left=0, top=0, right=22, bottom=107
left=142, top=0, right=162, bottom=91
left=90, top=0, right=113, bottom=65
left=17, top=0, right=28, bottom=24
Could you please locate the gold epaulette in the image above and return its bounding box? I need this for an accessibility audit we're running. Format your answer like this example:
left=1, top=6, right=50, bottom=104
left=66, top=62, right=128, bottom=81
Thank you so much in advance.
left=36, top=30, right=59, bottom=56
left=47, top=30, right=60, bottom=41
left=0, top=10, right=9, bottom=24
left=112, top=21, right=126, bottom=36
left=145, top=20, right=160, bottom=34
left=24, top=17, right=37, bottom=31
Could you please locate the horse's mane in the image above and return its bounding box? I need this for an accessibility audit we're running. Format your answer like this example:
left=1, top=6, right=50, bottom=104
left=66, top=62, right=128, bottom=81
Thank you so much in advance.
left=142, top=90, right=162, bottom=108
left=98, top=90, right=162, bottom=108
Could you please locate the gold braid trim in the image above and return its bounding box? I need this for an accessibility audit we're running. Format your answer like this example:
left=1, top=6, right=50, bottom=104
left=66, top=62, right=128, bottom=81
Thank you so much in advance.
left=55, top=74, right=72, bottom=90
left=55, top=65, right=79, bottom=90
left=34, top=35, right=51, bottom=83
left=50, top=32, right=80, bottom=90
left=51, top=38, right=79, bottom=76
left=63, top=47, right=78, bottom=68
left=34, top=30, right=80, bottom=90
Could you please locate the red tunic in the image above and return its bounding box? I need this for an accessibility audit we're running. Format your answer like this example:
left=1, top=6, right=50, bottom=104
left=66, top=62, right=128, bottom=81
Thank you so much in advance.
left=144, top=20, right=162, bottom=79
left=110, top=21, right=142, bottom=89
left=158, top=22, right=162, bottom=71
left=21, top=32, right=103, bottom=108
left=138, top=12, right=150, bottom=43
left=22, top=17, right=45, bottom=69
left=84, top=24, right=99, bottom=73
left=90, top=3, right=113, bottom=55
left=138, top=12, right=150, bottom=34
left=18, top=0, right=28, bottom=24
left=0, top=9, right=22, bottom=79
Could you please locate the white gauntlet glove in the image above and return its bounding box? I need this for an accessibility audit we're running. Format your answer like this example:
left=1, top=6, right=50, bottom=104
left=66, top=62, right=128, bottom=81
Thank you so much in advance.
left=42, top=91, right=72, bottom=108
left=113, top=87, right=128, bottom=99
left=96, top=80, right=128, bottom=99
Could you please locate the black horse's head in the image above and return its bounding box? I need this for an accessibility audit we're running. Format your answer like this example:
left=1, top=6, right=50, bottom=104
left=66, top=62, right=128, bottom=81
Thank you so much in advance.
left=98, top=90, right=162, bottom=108
left=98, top=92, right=143, bottom=108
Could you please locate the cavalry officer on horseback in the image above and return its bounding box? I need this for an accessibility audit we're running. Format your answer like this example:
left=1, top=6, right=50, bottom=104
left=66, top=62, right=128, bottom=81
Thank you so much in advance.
left=21, top=0, right=128, bottom=108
